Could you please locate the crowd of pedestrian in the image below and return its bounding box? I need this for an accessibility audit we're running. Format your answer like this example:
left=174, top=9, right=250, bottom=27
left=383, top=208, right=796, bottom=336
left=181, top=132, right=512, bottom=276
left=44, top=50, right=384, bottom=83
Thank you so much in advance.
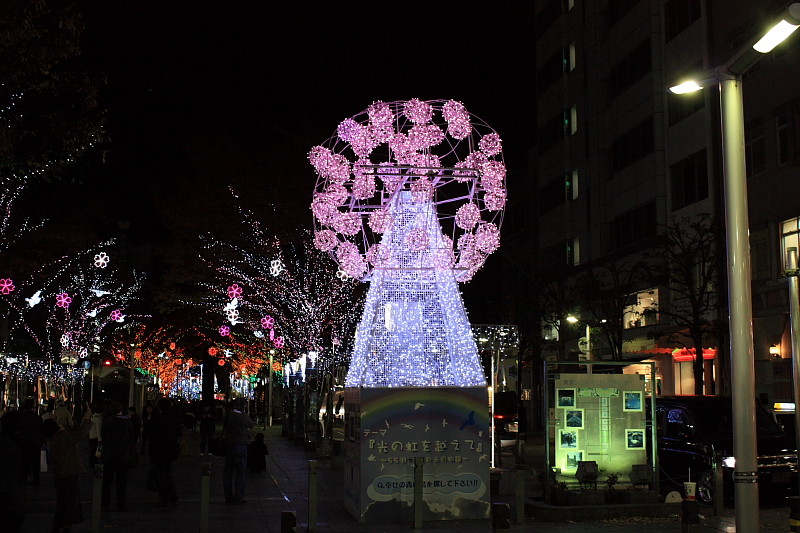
left=0, top=395, right=264, bottom=532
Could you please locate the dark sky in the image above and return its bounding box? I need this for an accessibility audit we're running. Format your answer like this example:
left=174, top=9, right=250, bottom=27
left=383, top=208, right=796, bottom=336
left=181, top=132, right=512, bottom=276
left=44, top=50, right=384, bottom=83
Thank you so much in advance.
left=29, top=1, right=535, bottom=317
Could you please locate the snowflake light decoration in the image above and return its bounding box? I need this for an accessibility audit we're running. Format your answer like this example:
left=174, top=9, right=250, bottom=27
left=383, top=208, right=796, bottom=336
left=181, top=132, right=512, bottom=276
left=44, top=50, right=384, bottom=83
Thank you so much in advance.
left=270, top=259, right=284, bottom=277
left=55, top=292, right=72, bottom=308
left=309, top=99, right=506, bottom=282
left=0, top=278, right=14, bottom=295
left=93, top=252, right=110, bottom=269
left=219, top=325, right=231, bottom=336
left=226, top=283, right=243, bottom=299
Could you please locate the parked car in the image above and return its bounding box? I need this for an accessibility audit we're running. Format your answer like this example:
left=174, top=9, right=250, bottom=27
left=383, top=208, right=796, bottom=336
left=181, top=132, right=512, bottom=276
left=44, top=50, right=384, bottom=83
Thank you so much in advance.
left=653, top=395, right=797, bottom=504
left=493, top=390, right=519, bottom=449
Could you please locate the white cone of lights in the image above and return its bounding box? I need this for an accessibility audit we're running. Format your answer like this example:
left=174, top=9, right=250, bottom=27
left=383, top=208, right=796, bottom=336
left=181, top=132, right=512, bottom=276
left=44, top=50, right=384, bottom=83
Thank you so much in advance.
left=345, top=191, right=485, bottom=387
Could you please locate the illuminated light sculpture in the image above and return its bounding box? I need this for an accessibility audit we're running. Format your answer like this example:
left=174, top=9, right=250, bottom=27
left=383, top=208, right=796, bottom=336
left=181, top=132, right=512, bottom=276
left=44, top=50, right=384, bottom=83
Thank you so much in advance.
left=226, top=283, right=242, bottom=299
left=309, top=99, right=505, bottom=388
left=93, top=252, right=110, bottom=268
left=219, top=325, right=231, bottom=336
left=310, top=99, right=503, bottom=522
left=0, top=278, right=14, bottom=294
left=55, top=292, right=72, bottom=308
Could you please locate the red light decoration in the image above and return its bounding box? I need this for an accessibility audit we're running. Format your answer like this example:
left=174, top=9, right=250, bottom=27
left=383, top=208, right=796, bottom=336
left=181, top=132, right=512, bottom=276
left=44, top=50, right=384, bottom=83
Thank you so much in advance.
left=208, top=347, right=218, bottom=356
left=217, top=359, right=226, bottom=367
left=169, top=342, right=176, bottom=350
left=0, top=278, right=15, bottom=295
left=55, top=292, right=72, bottom=308
left=226, top=283, right=243, bottom=299
left=671, top=348, right=717, bottom=362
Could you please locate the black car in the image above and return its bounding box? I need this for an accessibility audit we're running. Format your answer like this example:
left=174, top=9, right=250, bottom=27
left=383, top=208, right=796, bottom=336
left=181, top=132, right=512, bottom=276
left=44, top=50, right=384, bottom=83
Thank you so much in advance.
left=653, top=395, right=797, bottom=504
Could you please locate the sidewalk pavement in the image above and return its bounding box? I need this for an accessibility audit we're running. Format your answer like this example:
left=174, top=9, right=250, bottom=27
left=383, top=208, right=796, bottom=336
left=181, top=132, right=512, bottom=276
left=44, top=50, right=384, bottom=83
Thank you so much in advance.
left=17, top=425, right=791, bottom=532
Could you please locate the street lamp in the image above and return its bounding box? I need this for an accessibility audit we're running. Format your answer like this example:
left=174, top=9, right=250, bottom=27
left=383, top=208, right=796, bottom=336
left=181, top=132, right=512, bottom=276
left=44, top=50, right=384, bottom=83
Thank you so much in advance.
left=566, top=315, right=591, bottom=372
left=669, top=6, right=800, bottom=531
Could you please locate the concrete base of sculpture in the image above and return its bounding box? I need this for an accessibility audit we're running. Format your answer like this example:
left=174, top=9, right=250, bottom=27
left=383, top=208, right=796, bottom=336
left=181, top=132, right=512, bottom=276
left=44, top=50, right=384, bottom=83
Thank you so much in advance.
left=343, top=386, right=490, bottom=523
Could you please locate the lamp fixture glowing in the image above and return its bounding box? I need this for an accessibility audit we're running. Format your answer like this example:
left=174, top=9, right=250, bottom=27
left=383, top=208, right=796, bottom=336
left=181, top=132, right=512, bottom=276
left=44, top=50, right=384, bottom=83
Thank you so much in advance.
left=566, top=315, right=579, bottom=324
left=669, top=80, right=704, bottom=94
left=753, top=19, right=799, bottom=53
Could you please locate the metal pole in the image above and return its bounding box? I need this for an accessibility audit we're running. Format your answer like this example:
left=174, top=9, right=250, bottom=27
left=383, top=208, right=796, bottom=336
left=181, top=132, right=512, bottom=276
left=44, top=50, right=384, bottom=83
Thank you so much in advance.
left=128, top=349, right=136, bottom=409
left=200, top=461, right=210, bottom=533
left=787, top=248, right=800, bottom=496
left=269, top=352, right=274, bottom=427
left=490, top=343, right=496, bottom=469
left=308, top=460, right=317, bottom=532
left=586, top=323, right=592, bottom=375
left=91, top=464, right=103, bottom=533
left=719, top=75, right=759, bottom=533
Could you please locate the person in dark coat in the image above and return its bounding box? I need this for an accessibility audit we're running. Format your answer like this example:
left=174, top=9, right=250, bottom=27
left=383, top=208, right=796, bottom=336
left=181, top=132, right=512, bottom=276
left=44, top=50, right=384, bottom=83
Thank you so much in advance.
left=149, top=398, right=179, bottom=506
left=223, top=398, right=253, bottom=504
left=0, top=411, right=27, bottom=532
left=247, top=432, right=268, bottom=473
left=43, top=407, right=93, bottom=533
left=198, top=404, right=215, bottom=455
left=18, top=398, right=43, bottom=486
left=101, top=401, right=132, bottom=511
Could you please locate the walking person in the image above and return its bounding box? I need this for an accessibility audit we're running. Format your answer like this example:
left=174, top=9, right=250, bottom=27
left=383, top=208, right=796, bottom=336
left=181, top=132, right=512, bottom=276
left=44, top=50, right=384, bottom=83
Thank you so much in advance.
left=88, top=403, right=103, bottom=466
left=42, top=406, right=93, bottom=533
left=18, top=398, right=43, bottom=486
left=198, top=403, right=215, bottom=455
left=128, top=406, right=141, bottom=467
left=101, top=401, right=132, bottom=512
left=53, top=400, right=74, bottom=429
left=149, top=398, right=179, bottom=506
left=0, top=411, right=27, bottom=532
left=140, top=404, right=154, bottom=454
left=223, top=398, right=253, bottom=505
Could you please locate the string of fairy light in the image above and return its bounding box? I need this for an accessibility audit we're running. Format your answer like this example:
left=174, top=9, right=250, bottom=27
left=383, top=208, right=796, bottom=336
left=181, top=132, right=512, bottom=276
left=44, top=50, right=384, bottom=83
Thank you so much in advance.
left=198, top=197, right=363, bottom=379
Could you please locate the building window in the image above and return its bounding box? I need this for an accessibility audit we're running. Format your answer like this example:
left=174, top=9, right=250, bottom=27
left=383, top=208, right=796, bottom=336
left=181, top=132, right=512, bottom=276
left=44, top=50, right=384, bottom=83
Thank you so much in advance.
left=538, top=112, right=565, bottom=154
left=664, top=0, right=701, bottom=42
left=613, top=200, right=657, bottom=249
left=568, top=105, right=578, bottom=135
left=537, top=52, right=563, bottom=96
left=539, top=176, right=567, bottom=214
left=777, top=112, right=790, bottom=165
left=607, top=0, right=641, bottom=30
left=670, top=149, right=708, bottom=211
left=536, top=0, right=563, bottom=39
left=745, top=121, right=766, bottom=176
left=566, top=42, right=576, bottom=72
left=608, top=39, right=651, bottom=103
left=667, top=89, right=705, bottom=126
left=623, top=288, right=659, bottom=329
left=566, top=169, right=579, bottom=201
left=567, top=237, right=580, bottom=266
left=751, top=240, right=771, bottom=281
left=611, top=117, right=655, bottom=173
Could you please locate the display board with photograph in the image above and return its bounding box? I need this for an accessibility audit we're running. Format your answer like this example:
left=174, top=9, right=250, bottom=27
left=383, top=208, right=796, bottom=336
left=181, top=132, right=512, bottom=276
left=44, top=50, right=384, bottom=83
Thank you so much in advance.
left=553, top=374, right=647, bottom=475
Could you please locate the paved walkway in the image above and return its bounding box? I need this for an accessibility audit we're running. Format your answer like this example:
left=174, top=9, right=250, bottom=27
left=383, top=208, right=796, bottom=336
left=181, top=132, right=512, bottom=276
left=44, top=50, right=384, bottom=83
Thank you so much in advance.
left=17, top=425, right=792, bottom=532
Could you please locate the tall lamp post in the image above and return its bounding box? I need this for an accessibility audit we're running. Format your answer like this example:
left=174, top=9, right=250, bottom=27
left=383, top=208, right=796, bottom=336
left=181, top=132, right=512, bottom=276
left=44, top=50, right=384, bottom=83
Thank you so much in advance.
left=669, top=6, right=800, bottom=532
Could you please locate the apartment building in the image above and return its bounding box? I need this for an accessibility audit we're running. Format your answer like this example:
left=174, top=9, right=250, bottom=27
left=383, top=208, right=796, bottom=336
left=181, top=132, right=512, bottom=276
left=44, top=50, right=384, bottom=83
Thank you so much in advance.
left=523, top=0, right=800, bottom=401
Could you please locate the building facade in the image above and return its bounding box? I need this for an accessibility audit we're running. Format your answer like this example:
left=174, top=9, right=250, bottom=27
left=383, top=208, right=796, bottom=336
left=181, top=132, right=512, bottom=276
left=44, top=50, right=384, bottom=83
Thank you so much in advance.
left=522, top=0, right=800, bottom=403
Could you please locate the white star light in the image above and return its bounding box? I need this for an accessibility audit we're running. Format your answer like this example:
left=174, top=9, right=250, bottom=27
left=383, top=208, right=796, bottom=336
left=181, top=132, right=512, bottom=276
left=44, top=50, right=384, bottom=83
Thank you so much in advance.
left=270, top=259, right=284, bottom=277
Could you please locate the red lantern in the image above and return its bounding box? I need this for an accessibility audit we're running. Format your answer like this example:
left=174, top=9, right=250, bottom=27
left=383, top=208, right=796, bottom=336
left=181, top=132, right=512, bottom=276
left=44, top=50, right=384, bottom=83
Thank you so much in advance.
left=208, top=347, right=218, bottom=356
left=217, top=359, right=226, bottom=367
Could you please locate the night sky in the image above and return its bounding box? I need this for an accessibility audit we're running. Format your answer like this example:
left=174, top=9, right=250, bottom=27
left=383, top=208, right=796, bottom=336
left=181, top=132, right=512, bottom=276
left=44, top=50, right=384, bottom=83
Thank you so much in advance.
left=26, top=1, right=535, bottom=320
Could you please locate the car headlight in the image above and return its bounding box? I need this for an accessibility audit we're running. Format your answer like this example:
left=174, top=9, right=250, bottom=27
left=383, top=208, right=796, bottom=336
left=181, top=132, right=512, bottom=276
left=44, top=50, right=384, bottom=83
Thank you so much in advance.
left=722, top=456, right=736, bottom=468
